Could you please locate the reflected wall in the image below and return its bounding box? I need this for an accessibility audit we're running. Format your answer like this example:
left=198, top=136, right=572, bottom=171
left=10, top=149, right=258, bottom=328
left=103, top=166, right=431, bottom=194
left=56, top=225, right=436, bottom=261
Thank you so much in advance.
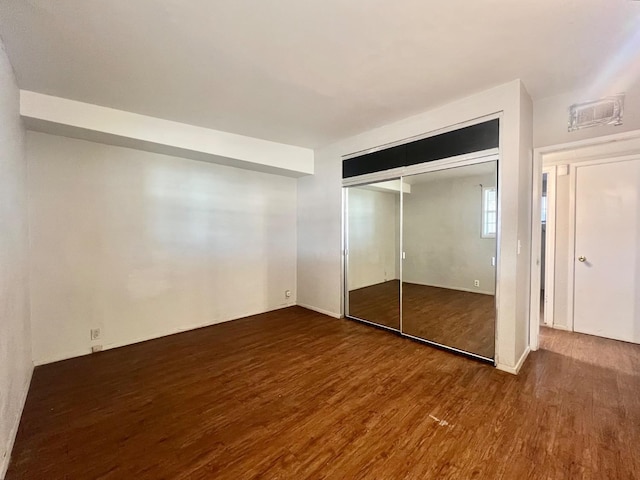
left=346, top=181, right=400, bottom=330
left=402, top=162, right=497, bottom=358
left=344, top=161, right=497, bottom=360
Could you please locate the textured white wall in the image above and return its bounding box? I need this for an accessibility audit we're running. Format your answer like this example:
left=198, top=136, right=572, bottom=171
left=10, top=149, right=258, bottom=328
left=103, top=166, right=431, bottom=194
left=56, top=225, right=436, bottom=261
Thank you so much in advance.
left=533, top=79, right=640, bottom=148
left=27, top=132, right=298, bottom=365
left=403, top=173, right=496, bottom=294
left=296, top=141, right=343, bottom=318
left=347, top=187, right=399, bottom=290
left=0, top=40, right=32, bottom=479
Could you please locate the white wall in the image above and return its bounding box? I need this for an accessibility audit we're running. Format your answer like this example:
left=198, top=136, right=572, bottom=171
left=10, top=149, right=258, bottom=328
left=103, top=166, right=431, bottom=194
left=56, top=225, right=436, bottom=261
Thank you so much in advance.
left=296, top=139, right=343, bottom=317
left=534, top=79, right=640, bottom=148
left=515, top=82, right=534, bottom=362
left=403, top=173, right=496, bottom=294
left=27, top=132, right=297, bottom=365
left=0, top=40, right=32, bottom=479
left=347, top=187, right=399, bottom=290
left=21, top=91, right=315, bottom=178
left=297, top=80, right=533, bottom=372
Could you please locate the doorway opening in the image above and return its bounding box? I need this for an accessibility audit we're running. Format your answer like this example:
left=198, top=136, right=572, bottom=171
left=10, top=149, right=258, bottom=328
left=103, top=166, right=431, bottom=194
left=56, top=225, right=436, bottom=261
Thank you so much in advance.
left=529, top=131, right=640, bottom=351
left=539, top=172, right=547, bottom=325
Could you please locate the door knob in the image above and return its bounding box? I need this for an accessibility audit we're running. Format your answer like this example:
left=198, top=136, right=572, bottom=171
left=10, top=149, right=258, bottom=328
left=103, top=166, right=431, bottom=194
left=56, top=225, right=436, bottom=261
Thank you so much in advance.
left=578, top=256, right=586, bottom=262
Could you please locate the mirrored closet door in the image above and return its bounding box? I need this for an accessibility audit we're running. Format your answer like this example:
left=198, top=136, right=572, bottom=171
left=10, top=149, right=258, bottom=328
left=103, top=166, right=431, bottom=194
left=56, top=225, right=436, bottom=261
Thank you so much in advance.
left=344, top=159, right=497, bottom=361
left=345, top=180, right=401, bottom=330
left=401, top=161, right=497, bottom=359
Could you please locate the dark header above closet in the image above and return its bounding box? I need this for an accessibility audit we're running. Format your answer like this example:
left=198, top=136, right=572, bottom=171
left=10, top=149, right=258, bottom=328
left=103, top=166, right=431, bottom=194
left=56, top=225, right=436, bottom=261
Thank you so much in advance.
left=342, top=118, right=499, bottom=178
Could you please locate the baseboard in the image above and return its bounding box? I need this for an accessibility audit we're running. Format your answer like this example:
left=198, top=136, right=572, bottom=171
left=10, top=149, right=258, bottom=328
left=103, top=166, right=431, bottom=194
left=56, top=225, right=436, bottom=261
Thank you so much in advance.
left=296, top=303, right=341, bottom=319
left=34, top=347, right=93, bottom=366
left=106, top=304, right=298, bottom=351
left=550, top=324, right=572, bottom=331
left=1, top=364, right=33, bottom=480
left=33, top=303, right=298, bottom=366
left=403, top=280, right=494, bottom=296
left=496, top=346, right=531, bottom=375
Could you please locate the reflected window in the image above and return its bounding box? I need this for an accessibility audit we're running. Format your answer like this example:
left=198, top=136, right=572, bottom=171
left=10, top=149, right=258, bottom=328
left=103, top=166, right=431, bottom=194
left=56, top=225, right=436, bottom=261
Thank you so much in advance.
left=482, top=187, right=497, bottom=238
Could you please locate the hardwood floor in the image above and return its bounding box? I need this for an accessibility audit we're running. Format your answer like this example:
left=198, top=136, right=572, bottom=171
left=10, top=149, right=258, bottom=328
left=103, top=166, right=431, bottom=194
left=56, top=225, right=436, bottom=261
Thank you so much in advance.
left=349, top=280, right=495, bottom=358
left=7, top=308, right=640, bottom=479
left=348, top=280, right=401, bottom=329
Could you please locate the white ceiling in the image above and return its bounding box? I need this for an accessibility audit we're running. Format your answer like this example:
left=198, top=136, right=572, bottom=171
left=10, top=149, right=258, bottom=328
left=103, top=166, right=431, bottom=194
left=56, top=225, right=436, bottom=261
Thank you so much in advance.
left=404, top=161, right=496, bottom=185
left=358, top=162, right=496, bottom=193
left=1, top=0, right=639, bottom=148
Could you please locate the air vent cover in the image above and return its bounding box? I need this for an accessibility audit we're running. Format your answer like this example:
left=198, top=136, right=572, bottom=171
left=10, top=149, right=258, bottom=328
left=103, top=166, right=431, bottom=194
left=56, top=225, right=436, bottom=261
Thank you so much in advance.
left=568, top=94, right=624, bottom=131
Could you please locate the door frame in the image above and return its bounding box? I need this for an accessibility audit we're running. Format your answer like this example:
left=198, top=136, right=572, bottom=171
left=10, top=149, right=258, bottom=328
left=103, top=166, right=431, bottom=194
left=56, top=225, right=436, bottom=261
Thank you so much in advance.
left=529, top=130, right=640, bottom=351
left=542, top=165, right=557, bottom=327
left=529, top=165, right=556, bottom=342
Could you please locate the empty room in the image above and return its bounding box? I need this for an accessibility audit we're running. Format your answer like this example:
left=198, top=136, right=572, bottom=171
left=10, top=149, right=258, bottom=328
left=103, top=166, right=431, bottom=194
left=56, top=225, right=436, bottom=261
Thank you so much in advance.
left=1, top=1, right=639, bottom=479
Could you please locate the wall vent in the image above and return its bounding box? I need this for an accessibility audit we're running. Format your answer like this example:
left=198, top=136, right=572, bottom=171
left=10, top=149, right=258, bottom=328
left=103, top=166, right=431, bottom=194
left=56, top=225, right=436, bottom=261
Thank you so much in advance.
left=568, top=94, right=624, bottom=132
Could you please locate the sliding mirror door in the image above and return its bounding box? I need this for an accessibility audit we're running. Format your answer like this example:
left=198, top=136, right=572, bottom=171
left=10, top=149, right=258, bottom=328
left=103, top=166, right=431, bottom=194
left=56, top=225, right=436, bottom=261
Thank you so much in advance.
left=345, top=180, right=401, bottom=330
left=401, top=162, right=497, bottom=359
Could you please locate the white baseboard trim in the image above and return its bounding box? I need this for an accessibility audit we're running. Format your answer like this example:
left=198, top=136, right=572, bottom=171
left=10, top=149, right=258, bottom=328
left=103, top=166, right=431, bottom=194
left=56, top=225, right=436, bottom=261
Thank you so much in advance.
left=34, top=347, right=92, bottom=366
left=496, top=346, right=531, bottom=375
left=33, top=303, right=299, bottom=366
left=1, top=365, right=33, bottom=480
left=296, top=303, right=342, bottom=319
left=550, top=324, right=572, bottom=331
left=403, top=280, right=494, bottom=296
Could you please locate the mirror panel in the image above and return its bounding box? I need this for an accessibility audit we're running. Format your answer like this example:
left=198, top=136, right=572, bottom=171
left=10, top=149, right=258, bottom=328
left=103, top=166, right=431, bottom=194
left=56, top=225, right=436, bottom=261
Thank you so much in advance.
left=401, top=162, right=497, bottom=358
left=346, top=180, right=401, bottom=330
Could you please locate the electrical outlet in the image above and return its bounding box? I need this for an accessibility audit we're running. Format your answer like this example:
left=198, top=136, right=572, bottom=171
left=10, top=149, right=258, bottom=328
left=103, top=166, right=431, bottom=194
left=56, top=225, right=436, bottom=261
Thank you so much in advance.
left=285, top=289, right=292, bottom=299
left=91, top=345, right=103, bottom=353
left=474, top=280, right=480, bottom=287
left=90, top=328, right=101, bottom=340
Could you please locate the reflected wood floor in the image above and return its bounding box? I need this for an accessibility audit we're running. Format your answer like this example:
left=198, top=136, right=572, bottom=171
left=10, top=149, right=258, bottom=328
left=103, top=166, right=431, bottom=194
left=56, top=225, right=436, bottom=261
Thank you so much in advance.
left=8, top=308, right=640, bottom=479
left=349, top=280, right=495, bottom=358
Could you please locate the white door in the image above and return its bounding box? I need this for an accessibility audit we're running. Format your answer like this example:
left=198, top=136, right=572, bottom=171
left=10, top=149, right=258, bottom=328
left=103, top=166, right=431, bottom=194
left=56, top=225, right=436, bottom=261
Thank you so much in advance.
left=573, top=157, right=640, bottom=343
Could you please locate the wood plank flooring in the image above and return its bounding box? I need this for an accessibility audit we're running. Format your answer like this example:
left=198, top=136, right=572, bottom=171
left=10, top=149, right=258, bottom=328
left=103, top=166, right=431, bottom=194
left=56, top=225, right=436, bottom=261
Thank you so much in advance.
left=349, top=280, right=495, bottom=358
left=7, top=308, right=640, bottom=479
left=348, top=280, right=401, bottom=329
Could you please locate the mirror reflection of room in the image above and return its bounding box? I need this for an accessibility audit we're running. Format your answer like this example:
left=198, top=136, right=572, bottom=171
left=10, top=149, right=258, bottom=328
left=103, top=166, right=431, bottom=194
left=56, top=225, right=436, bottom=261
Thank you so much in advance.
left=347, top=180, right=401, bottom=330
left=402, top=162, right=497, bottom=359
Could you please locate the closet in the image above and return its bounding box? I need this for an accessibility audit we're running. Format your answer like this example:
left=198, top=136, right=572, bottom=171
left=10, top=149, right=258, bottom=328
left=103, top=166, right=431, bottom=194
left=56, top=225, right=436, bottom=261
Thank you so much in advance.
left=343, top=119, right=499, bottom=362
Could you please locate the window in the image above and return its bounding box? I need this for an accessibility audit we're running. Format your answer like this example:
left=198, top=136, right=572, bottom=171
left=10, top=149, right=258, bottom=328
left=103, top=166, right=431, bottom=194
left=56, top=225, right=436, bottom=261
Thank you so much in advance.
left=482, top=187, right=497, bottom=238
left=541, top=195, right=548, bottom=223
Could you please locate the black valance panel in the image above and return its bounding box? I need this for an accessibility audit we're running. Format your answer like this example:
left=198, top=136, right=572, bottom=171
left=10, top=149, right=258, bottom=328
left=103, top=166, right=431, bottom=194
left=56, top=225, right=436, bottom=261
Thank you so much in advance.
left=342, top=118, right=499, bottom=178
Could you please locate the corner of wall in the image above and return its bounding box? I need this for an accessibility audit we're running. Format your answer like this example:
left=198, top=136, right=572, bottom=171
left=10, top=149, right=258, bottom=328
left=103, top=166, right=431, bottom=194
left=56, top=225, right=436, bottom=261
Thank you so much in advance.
left=0, top=368, right=33, bottom=480
left=296, top=143, right=343, bottom=318
left=0, top=34, right=34, bottom=480
left=496, top=346, right=531, bottom=375
left=514, top=79, right=534, bottom=366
